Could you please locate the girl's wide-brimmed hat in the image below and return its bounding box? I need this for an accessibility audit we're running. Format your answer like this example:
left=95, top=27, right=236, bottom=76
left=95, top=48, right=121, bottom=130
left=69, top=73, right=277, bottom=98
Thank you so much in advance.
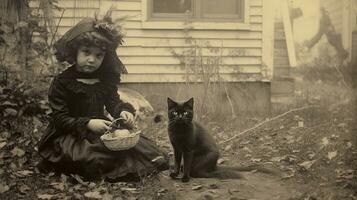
left=54, top=18, right=127, bottom=74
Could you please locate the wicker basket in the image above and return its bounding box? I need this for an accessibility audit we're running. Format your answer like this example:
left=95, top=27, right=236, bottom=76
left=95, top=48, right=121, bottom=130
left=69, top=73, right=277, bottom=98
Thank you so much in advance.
left=101, top=129, right=141, bottom=151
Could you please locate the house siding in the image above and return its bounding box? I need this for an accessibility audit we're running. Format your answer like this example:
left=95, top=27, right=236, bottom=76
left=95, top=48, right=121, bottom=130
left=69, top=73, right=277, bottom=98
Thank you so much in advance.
left=42, top=0, right=265, bottom=83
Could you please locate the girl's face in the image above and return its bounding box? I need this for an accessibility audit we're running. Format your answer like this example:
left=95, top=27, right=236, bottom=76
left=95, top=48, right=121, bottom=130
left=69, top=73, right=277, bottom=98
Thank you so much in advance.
left=75, top=45, right=105, bottom=73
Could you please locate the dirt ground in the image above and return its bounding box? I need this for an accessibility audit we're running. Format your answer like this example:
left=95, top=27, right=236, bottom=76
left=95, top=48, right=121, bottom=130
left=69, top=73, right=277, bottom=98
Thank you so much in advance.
left=0, top=80, right=356, bottom=200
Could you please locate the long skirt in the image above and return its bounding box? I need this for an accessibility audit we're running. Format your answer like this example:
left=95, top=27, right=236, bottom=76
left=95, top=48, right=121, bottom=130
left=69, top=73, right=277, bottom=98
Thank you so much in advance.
left=38, top=130, right=169, bottom=181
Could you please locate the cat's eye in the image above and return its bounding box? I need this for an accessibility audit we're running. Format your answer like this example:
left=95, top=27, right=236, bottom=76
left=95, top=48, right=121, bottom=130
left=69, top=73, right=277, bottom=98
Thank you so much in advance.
left=172, top=111, right=178, bottom=115
left=183, top=111, right=188, bottom=115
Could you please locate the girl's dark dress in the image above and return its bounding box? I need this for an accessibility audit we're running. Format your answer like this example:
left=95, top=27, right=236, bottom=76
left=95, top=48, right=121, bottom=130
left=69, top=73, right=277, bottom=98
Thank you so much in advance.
left=38, top=66, right=168, bottom=180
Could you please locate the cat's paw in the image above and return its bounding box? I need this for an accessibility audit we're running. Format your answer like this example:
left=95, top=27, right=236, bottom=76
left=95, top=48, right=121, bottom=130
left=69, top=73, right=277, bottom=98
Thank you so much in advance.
left=170, top=172, right=179, bottom=179
left=181, top=176, right=190, bottom=182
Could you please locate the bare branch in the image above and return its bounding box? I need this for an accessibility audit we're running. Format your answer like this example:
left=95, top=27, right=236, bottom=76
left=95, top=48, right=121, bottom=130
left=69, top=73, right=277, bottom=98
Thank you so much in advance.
left=219, top=105, right=318, bottom=144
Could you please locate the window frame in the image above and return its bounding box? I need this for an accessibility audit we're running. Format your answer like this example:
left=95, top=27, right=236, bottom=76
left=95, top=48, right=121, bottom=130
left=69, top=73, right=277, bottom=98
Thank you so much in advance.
left=142, top=0, right=250, bottom=30
left=149, top=0, right=245, bottom=22
left=150, top=0, right=194, bottom=19
left=199, top=0, right=245, bottom=21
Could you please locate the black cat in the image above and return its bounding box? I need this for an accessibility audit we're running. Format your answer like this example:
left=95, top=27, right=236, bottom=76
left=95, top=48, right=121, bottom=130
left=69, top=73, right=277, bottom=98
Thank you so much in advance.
left=167, top=97, right=276, bottom=182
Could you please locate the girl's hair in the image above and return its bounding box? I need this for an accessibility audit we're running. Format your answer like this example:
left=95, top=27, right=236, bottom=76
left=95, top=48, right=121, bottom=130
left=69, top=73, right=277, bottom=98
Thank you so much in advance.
left=61, top=31, right=114, bottom=64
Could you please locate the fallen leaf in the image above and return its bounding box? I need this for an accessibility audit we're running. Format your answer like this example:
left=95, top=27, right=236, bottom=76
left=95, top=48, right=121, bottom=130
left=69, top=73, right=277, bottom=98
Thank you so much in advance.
left=50, top=182, right=65, bottom=191
left=329, top=134, right=339, bottom=140
left=10, top=163, right=17, bottom=170
left=230, top=189, right=240, bottom=193
left=120, top=187, right=139, bottom=193
left=0, top=142, right=6, bottom=149
left=346, top=142, right=352, bottom=149
left=242, top=146, right=252, bottom=152
left=73, top=184, right=83, bottom=191
left=157, top=188, right=167, bottom=193
left=250, top=158, right=262, bottom=162
left=207, top=189, right=218, bottom=194
left=281, top=173, right=295, bottom=180
left=307, top=152, right=316, bottom=160
left=4, top=108, right=18, bottom=117
left=84, top=191, right=102, bottom=199
left=19, top=185, right=30, bottom=194
left=73, top=193, right=82, bottom=199
left=60, top=174, right=68, bottom=184
left=321, top=137, right=329, bottom=147
left=336, top=169, right=355, bottom=180
left=224, top=144, right=232, bottom=151
left=328, top=151, right=338, bottom=160
left=24, top=140, right=31, bottom=146
left=0, top=183, right=10, bottom=193
left=285, top=135, right=295, bottom=144
left=88, top=182, right=96, bottom=188
left=299, top=160, right=316, bottom=170
left=11, top=147, right=25, bottom=157
left=71, top=174, right=88, bottom=185
left=192, top=185, right=203, bottom=190
left=270, top=156, right=285, bottom=162
left=37, top=194, right=55, bottom=199
left=1, top=131, right=10, bottom=139
left=16, top=170, right=33, bottom=177
left=217, top=158, right=226, bottom=165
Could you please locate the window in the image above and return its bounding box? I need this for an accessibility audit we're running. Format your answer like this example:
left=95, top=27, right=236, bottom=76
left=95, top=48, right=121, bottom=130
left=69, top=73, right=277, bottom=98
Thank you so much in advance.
left=153, top=0, right=192, bottom=15
left=150, top=0, right=244, bottom=21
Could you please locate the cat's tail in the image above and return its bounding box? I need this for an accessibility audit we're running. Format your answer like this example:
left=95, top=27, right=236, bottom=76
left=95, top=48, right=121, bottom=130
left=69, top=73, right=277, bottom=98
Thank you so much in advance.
left=192, top=168, right=243, bottom=179
left=199, top=165, right=280, bottom=179
left=208, top=167, right=244, bottom=179
left=220, top=164, right=280, bottom=175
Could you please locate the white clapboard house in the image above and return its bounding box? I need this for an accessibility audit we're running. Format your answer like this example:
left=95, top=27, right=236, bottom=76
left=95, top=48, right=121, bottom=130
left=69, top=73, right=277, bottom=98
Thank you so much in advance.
left=33, top=0, right=298, bottom=115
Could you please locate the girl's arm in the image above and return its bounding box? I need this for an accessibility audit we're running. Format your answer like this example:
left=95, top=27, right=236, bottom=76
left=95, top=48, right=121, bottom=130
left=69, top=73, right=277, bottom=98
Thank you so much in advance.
left=49, top=78, right=90, bottom=133
left=104, top=85, right=136, bottom=119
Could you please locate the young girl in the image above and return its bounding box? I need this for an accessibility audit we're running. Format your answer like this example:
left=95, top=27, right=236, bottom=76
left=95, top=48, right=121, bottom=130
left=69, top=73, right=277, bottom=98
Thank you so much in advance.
left=37, top=18, right=169, bottom=181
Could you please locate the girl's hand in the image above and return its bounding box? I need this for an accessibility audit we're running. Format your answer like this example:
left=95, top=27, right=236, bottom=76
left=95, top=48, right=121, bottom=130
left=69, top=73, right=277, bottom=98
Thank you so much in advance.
left=120, top=111, right=135, bottom=127
left=87, top=119, right=111, bottom=134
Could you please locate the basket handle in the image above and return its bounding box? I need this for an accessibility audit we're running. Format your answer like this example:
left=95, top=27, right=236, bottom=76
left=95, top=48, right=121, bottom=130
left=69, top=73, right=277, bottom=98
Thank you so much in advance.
left=110, top=113, right=138, bottom=130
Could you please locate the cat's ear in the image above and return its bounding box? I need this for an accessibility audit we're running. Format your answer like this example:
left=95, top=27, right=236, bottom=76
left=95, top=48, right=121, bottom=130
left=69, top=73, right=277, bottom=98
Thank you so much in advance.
left=185, top=98, right=194, bottom=109
left=167, top=97, right=177, bottom=108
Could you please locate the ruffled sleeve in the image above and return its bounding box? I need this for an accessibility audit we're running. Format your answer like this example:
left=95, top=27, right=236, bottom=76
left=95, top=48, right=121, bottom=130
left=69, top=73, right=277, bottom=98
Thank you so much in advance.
left=104, top=85, right=136, bottom=119
left=49, top=77, right=91, bottom=134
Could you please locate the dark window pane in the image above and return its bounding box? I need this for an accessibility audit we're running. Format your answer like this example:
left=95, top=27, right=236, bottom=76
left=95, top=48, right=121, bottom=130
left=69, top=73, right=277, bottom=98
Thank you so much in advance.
left=202, top=0, right=241, bottom=14
left=153, top=0, right=192, bottom=14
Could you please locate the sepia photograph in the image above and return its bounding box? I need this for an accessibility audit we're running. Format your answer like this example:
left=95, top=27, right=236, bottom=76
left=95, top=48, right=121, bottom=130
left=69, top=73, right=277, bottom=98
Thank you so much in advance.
left=0, top=0, right=356, bottom=199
